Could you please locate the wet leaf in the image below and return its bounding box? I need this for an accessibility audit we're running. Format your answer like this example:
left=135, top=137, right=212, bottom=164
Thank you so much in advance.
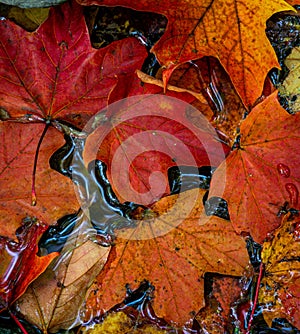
left=0, top=217, right=57, bottom=311
left=15, top=212, right=110, bottom=333
left=78, top=0, right=294, bottom=108
left=82, top=311, right=168, bottom=334
left=0, top=0, right=147, bottom=129
left=83, top=87, right=230, bottom=206
left=195, top=275, right=242, bottom=333
left=0, top=122, right=79, bottom=237
left=278, top=47, right=300, bottom=113
left=165, top=57, right=247, bottom=145
left=209, top=91, right=300, bottom=243
left=84, top=188, right=249, bottom=326
left=258, top=213, right=300, bottom=329
left=5, top=6, right=49, bottom=31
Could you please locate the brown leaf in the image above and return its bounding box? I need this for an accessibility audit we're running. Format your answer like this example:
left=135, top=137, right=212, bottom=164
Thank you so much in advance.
left=258, top=213, right=300, bottom=329
left=15, top=212, right=110, bottom=333
left=195, top=275, right=242, bottom=333
left=209, top=91, right=300, bottom=243
left=84, top=188, right=249, bottom=326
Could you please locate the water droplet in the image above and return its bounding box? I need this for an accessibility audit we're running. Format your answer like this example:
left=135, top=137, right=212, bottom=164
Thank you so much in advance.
left=285, top=183, right=299, bottom=206
left=277, top=163, right=290, bottom=178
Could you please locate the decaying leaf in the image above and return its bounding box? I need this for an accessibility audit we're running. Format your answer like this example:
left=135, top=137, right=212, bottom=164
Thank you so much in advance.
left=78, top=0, right=294, bottom=108
left=0, top=122, right=79, bottom=237
left=195, top=275, right=242, bottom=333
left=84, top=188, right=249, bottom=326
left=278, top=47, right=300, bottom=113
left=0, top=217, right=57, bottom=312
left=4, top=6, right=49, bottom=31
left=258, top=213, right=300, bottom=329
left=16, top=212, right=110, bottom=333
left=209, top=91, right=300, bottom=243
left=0, top=0, right=147, bottom=129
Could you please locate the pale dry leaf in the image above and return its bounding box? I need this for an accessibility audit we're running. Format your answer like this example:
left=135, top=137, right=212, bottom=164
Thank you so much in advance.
left=15, top=212, right=110, bottom=333
left=278, top=47, right=300, bottom=113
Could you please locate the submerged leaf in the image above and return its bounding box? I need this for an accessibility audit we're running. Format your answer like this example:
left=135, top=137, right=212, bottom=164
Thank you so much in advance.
left=82, top=311, right=167, bottom=333
left=0, top=218, right=57, bottom=312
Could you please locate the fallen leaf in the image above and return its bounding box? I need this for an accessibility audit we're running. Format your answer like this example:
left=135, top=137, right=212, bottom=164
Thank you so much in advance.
left=278, top=47, right=300, bottom=113
left=83, top=93, right=230, bottom=205
left=0, top=217, right=57, bottom=312
left=78, top=0, right=294, bottom=108
left=0, top=0, right=147, bottom=129
left=195, top=275, right=242, bottom=333
left=84, top=188, right=249, bottom=326
left=5, top=7, right=49, bottom=32
left=258, top=213, right=300, bottom=329
left=209, top=91, right=300, bottom=243
left=165, top=57, right=247, bottom=145
left=0, top=122, right=79, bottom=238
left=16, top=211, right=110, bottom=333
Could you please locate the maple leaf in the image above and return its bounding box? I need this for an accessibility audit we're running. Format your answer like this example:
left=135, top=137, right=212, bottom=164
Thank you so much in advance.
left=0, top=0, right=146, bottom=206
left=0, top=217, right=57, bottom=312
left=258, top=213, right=300, bottom=329
left=15, top=212, right=110, bottom=333
left=0, top=0, right=147, bottom=128
left=209, top=91, right=300, bottom=243
left=83, top=81, right=230, bottom=205
left=77, top=0, right=294, bottom=108
left=84, top=188, right=249, bottom=326
left=0, top=122, right=79, bottom=237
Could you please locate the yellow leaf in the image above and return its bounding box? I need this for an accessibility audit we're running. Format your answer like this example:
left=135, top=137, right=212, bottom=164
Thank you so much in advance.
left=278, top=47, right=300, bottom=113
left=259, top=213, right=300, bottom=329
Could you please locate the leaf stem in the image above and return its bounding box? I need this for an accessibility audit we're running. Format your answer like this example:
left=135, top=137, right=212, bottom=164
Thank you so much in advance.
left=8, top=309, right=29, bottom=334
left=31, top=123, right=50, bottom=206
left=247, top=262, right=264, bottom=334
